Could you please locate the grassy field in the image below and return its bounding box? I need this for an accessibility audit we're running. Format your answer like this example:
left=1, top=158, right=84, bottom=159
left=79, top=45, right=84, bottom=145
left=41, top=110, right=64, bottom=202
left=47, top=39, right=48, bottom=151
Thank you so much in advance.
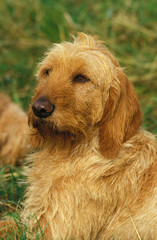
left=0, top=0, right=157, bottom=238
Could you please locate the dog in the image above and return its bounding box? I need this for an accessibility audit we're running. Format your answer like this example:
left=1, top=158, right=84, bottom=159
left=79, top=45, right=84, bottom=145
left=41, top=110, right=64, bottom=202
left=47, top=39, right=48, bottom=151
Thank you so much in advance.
left=1, top=33, right=157, bottom=239
left=0, top=94, right=29, bottom=166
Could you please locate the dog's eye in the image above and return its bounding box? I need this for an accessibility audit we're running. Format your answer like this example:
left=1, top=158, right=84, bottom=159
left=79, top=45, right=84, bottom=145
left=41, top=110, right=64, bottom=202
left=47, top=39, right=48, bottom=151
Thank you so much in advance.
left=43, top=68, right=52, bottom=76
left=73, top=74, right=90, bottom=83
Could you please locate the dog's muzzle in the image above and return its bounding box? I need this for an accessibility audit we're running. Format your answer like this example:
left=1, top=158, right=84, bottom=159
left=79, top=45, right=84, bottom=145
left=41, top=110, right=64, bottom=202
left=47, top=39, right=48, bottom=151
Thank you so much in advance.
left=32, top=97, right=55, bottom=119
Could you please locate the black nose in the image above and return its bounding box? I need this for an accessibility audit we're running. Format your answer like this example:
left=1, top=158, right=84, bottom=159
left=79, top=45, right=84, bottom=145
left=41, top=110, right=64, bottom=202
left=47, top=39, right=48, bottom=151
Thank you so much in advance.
left=32, top=97, right=55, bottom=118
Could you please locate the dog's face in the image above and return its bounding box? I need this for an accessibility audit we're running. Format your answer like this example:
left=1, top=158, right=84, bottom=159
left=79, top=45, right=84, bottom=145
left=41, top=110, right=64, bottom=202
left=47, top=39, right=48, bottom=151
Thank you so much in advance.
left=28, top=35, right=112, bottom=136
left=28, top=33, right=142, bottom=158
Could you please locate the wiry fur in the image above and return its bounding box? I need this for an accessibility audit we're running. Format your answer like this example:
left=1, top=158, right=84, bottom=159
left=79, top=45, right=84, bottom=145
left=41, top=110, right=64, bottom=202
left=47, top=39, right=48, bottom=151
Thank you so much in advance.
left=0, top=94, right=29, bottom=166
left=2, top=33, right=157, bottom=239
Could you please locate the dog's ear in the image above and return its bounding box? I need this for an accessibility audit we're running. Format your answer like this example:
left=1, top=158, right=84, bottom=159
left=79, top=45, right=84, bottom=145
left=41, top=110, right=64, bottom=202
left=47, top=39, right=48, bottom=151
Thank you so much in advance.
left=99, top=69, right=142, bottom=159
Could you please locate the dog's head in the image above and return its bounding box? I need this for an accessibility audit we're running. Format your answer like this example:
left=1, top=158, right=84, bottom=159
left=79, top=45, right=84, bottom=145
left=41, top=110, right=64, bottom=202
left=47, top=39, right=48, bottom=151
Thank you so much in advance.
left=28, top=33, right=142, bottom=158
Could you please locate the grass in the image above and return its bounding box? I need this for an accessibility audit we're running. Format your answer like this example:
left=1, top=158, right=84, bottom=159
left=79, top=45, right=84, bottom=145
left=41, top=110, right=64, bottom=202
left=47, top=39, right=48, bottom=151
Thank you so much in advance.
left=0, top=0, right=157, bottom=238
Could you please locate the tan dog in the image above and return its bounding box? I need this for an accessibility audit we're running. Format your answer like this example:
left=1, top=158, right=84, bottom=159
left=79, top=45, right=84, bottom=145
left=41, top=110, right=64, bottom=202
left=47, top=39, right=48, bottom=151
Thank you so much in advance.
left=2, top=33, right=157, bottom=239
left=0, top=94, right=29, bottom=166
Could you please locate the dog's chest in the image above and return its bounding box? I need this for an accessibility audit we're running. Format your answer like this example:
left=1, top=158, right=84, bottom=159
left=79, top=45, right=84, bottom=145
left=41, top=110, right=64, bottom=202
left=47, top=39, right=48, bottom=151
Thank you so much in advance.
left=26, top=150, right=108, bottom=209
left=24, top=151, right=113, bottom=238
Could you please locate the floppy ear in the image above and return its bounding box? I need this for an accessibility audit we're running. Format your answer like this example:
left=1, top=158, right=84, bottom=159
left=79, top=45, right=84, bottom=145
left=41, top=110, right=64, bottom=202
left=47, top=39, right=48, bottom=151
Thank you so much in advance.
left=99, top=69, right=142, bottom=159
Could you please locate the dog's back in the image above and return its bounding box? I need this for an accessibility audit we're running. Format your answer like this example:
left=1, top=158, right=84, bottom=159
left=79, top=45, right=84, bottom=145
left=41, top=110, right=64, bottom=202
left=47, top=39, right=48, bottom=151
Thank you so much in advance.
left=0, top=94, right=29, bottom=166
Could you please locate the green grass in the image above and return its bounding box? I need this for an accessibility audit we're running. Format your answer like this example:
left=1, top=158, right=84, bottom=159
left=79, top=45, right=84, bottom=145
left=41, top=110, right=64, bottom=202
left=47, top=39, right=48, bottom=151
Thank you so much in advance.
left=0, top=0, right=157, bottom=131
left=0, top=0, right=157, bottom=238
left=0, top=166, right=24, bottom=214
left=0, top=213, right=47, bottom=240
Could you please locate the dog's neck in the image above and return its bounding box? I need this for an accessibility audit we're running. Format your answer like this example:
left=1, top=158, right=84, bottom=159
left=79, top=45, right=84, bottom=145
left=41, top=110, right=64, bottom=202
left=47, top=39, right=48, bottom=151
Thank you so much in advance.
left=27, top=129, right=157, bottom=191
left=35, top=126, right=100, bottom=157
left=30, top=128, right=156, bottom=171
